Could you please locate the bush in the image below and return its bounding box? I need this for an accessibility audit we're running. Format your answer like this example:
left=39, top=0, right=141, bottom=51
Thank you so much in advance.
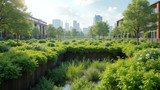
left=134, top=48, right=160, bottom=63
left=78, top=41, right=84, bottom=44
left=0, top=37, right=4, bottom=41
left=129, top=40, right=137, bottom=45
left=66, top=61, right=84, bottom=80
left=70, top=78, right=95, bottom=90
left=5, top=40, right=17, bottom=47
left=0, top=44, right=10, bottom=53
left=0, top=51, right=37, bottom=84
left=72, top=40, right=76, bottom=42
left=38, top=40, right=46, bottom=43
left=6, top=34, right=14, bottom=40
left=47, top=42, right=55, bottom=47
left=103, top=42, right=112, bottom=47
left=31, top=77, right=53, bottom=90
left=144, top=32, right=150, bottom=39
left=62, top=41, right=70, bottom=45
left=85, top=67, right=99, bottom=82
left=46, top=65, right=66, bottom=85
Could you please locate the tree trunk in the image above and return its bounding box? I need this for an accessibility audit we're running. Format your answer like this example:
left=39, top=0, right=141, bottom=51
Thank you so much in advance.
left=136, top=31, right=139, bottom=45
left=99, top=34, right=100, bottom=39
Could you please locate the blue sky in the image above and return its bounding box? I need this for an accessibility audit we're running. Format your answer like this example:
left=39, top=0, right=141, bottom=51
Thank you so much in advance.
left=25, top=0, right=158, bottom=29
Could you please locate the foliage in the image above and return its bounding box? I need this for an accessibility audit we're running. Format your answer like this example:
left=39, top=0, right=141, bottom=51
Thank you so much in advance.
left=47, top=42, right=55, bottom=47
left=31, top=77, right=53, bottom=90
left=56, top=27, right=64, bottom=38
left=0, top=44, right=10, bottom=53
left=32, top=26, right=40, bottom=39
left=45, top=64, right=67, bottom=85
left=144, top=32, right=150, bottom=39
left=46, top=24, right=56, bottom=37
left=93, top=21, right=109, bottom=39
left=66, top=61, right=84, bottom=80
left=6, top=34, right=14, bottom=40
left=121, top=0, right=157, bottom=45
left=70, top=78, right=95, bottom=90
left=38, top=40, right=46, bottom=43
left=62, top=41, right=70, bottom=45
left=71, top=28, right=78, bottom=37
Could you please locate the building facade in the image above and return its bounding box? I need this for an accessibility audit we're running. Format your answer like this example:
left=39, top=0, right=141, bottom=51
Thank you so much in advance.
left=52, top=19, right=63, bottom=28
left=28, top=17, right=47, bottom=38
left=65, top=22, right=70, bottom=31
left=73, top=20, right=80, bottom=31
left=93, top=15, right=102, bottom=25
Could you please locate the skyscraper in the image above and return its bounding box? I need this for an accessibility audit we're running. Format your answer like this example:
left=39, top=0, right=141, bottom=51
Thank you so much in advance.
left=73, top=20, right=80, bottom=31
left=52, top=19, right=63, bottom=28
left=93, top=15, right=103, bottom=25
left=65, top=22, right=69, bottom=30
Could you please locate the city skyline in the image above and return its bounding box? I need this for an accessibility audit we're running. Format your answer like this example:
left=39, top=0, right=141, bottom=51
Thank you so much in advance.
left=25, top=0, right=157, bottom=28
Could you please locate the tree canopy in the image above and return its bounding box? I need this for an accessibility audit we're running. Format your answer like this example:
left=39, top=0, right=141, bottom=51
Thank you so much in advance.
left=32, top=26, right=40, bottom=39
left=121, top=0, right=157, bottom=45
left=46, top=24, right=56, bottom=38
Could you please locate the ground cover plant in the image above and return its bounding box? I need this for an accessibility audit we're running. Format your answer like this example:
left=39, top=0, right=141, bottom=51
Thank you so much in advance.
left=0, top=38, right=160, bottom=90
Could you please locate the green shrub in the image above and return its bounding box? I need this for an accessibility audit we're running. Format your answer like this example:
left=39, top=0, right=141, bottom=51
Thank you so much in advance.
left=144, top=32, right=150, bottom=39
left=103, top=42, right=112, bottom=47
left=62, top=41, right=70, bottom=45
left=0, top=37, right=4, bottom=41
left=31, top=77, right=53, bottom=90
left=98, top=58, right=160, bottom=90
left=6, top=34, right=14, bottom=40
left=0, top=60, right=21, bottom=84
left=85, top=67, right=99, bottom=82
left=38, top=40, right=46, bottom=43
left=78, top=41, right=84, bottom=44
left=72, top=42, right=77, bottom=45
left=134, top=48, right=160, bottom=63
left=70, top=78, right=95, bottom=90
left=66, top=61, right=84, bottom=80
left=129, top=40, right=137, bottom=45
left=50, top=40, right=55, bottom=43
left=0, top=44, right=10, bottom=52
left=47, top=42, right=55, bottom=47
left=5, top=40, right=17, bottom=47
left=90, top=60, right=107, bottom=72
left=46, top=65, right=66, bottom=85
left=72, top=40, right=76, bottom=42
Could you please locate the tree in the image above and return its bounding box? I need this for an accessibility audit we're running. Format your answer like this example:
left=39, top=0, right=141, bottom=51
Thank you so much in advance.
left=0, top=0, right=32, bottom=43
left=64, top=31, right=71, bottom=36
left=10, top=11, right=32, bottom=43
left=71, top=28, right=77, bottom=37
left=56, top=26, right=64, bottom=38
left=0, top=0, right=26, bottom=31
left=121, top=0, right=157, bottom=45
left=110, top=27, right=120, bottom=38
left=93, top=21, right=110, bottom=39
left=88, top=26, right=96, bottom=38
left=46, top=24, right=56, bottom=38
left=32, top=26, right=40, bottom=39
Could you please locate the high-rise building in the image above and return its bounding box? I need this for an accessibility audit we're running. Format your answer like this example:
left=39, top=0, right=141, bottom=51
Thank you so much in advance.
left=73, top=20, right=80, bottom=31
left=93, top=15, right=102, bottom=25
left=52, top=19, right=63, bottom=28
left=65, top=22, right=69, bottom=31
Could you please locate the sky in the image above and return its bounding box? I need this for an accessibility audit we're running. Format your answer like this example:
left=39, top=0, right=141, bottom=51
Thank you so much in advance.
left=25, top=0, right=158, bottom=29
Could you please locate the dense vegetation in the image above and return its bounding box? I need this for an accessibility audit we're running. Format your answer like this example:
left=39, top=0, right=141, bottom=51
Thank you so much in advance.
left=0, top=38, right=160, bottom=90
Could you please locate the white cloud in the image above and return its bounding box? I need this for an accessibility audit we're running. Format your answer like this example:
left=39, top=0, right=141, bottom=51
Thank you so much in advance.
left=53, top=5, right=80, bottom=18
left=107, top=7, right=118, bottom=12
left=74, top=0, right=97, bottom=6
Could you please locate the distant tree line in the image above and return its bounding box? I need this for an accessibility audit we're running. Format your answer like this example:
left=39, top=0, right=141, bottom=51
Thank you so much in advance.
left=45, top=24, right=84, bottom=38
